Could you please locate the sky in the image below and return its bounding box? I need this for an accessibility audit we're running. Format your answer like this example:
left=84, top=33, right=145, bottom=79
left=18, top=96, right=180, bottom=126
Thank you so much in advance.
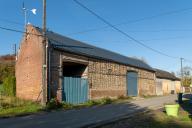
left=0, top=0, right=192, bottom=73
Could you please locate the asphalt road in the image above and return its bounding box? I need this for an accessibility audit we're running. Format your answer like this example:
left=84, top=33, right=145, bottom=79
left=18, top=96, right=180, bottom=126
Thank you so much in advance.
left=0, top=95, right=177, bottom=128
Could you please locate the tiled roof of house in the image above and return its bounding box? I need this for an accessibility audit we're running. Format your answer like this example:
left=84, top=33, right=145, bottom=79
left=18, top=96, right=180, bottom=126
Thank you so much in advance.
left=155, top=68, right=180, bottom=81
left=36, top=27, right=155, bottom=72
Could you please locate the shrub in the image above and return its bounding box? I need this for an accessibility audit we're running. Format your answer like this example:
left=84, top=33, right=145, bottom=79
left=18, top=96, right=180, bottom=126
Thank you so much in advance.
left=118, top=95, right=126, bottom=99
left=0, top=63, right=15, bottom=84
left=46, top=98, right=62, bottom=110
left=61, top=102, right=74, bottom=110
left=85, top=100, right=99, bottom=106
left=117, top=95, right=133, bottom=100
left=3, top=75, right=16, bottom=96
left=100, top=97, right=112, bottom=105
left=0, top=84, right=3, bottom=93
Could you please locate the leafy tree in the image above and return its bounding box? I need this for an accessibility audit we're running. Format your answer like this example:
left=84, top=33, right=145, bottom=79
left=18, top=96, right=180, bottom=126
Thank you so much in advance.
left=177, top=66, right=192, bottom=87
left=182, top=77, right=191, bottom=87
left=0, top=55, right=16, bottom=96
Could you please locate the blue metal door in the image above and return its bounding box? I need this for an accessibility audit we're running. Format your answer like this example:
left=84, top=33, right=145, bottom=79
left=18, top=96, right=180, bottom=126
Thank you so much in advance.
left=62, top=77, right=88, bottom=104
left=127, top=72, right=138, bottom=96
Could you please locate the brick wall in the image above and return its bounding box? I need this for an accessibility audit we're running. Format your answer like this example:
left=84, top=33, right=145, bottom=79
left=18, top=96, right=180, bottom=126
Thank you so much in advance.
left=16, top=25, right=43, bottom=101
left=88, top=59, right=156, bottom=99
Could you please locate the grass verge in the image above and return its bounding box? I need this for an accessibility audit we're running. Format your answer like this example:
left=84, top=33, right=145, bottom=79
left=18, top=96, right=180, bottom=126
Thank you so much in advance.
left=0, top=96, right=42, bottom=118
left=46, top=97, right=117, bottom=110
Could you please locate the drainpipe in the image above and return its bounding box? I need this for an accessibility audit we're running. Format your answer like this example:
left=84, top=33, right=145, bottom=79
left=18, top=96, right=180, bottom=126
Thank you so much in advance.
left=57, top=54, right=63, bottom=102
left=47, top=42, right=51, bottom=101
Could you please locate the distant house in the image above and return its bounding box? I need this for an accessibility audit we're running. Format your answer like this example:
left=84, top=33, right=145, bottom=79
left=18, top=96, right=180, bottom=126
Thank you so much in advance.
left=16, top=25, right=156, bottom=104
left=155, top=69, right=181, bottom=95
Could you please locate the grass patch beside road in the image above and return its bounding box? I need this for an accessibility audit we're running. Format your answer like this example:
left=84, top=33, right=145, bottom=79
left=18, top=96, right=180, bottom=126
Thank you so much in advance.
left=0, top=96, right=42, bottom=117
left=0, top=96, right=131, bottom=117
left=100, top=100, right=192, bottom=128
left=46, top=97, right=114, bottom=110
left=0, top=84, right=3, bottom=92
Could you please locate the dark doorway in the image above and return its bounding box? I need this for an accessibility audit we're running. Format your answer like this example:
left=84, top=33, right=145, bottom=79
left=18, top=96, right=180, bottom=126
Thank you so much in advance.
left=63, top=62, right=87, bottom=77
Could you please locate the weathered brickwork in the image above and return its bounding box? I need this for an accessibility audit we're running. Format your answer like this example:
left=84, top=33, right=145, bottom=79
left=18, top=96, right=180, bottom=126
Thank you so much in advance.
left=16, top=25, right=43, bottom=101
left=88, top=59, right=156, bottom=99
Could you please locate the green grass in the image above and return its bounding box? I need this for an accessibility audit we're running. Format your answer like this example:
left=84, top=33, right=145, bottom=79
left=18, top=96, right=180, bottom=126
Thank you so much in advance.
left=46, top=97, right=115, bottom=110
left=0, top=96, right=42, bottom=117
left=0, top=84, right=3, bottom=92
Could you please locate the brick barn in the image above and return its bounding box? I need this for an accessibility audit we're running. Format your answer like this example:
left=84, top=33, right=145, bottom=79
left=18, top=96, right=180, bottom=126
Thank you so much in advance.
left=16, top=25, right=156, bottom=104
left=155, top=69, right=181, bottom=95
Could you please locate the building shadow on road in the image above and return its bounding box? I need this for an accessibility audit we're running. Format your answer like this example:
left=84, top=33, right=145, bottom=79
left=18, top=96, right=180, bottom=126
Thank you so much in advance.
left=90, top=99, right=192, bottom=128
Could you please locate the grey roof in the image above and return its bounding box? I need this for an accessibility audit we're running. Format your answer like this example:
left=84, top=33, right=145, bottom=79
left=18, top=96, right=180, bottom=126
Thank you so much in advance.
left=155, top=68, right=180, bottom=81
left=36, top=27, right=155, bottom=72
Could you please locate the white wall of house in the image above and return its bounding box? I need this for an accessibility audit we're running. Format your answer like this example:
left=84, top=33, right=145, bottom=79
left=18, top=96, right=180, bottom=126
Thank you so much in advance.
left=156, top=78, right=181, bottom=95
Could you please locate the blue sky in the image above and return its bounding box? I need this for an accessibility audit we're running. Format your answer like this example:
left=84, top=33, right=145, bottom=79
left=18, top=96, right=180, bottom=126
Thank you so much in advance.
left=0, top=0, right=192, bottom=73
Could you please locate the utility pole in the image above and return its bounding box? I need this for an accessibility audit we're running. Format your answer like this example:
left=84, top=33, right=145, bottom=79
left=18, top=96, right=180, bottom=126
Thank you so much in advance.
left=41, top=0, right=47, bottom=106
left=180, top=57, right=184, bottom=92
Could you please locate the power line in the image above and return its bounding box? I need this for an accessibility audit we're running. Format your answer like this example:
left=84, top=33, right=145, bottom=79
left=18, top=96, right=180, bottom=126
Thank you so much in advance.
left=0, top=26, right=42, bottom=36
left=0, top=26, right=26, bottom=34
left=103, top=29, right=192, bottom=33
left=67, top=6, right=192, bottom=35
left=73, top=0, right=179, bottom=59
left=67, top=28, right=192, bottom=36
left=128, top=29, right=192, bottom=33
left=80, top=36, right=192, bottom=44
left=183, top=58, right=192, bottom=64
left=0, top=18, right=23, bottom=26
left=1, top=24, right=192, bottom=44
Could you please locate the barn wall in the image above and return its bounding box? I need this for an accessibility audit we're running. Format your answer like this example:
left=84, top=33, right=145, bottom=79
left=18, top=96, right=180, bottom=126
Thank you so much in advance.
left=50, top=51, right=156, bottom=100
left=88, top=59, right=156, bottom=99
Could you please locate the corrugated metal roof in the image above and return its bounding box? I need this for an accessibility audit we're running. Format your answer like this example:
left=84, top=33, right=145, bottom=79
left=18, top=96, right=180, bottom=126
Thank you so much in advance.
left=155, top=68, right=180, bottom=81
left=36, top=27, right=155, bottom=72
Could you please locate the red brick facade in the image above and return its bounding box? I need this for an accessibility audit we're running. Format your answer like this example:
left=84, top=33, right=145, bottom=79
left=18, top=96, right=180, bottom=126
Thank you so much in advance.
left=16, top=25, right=43, bottom=101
